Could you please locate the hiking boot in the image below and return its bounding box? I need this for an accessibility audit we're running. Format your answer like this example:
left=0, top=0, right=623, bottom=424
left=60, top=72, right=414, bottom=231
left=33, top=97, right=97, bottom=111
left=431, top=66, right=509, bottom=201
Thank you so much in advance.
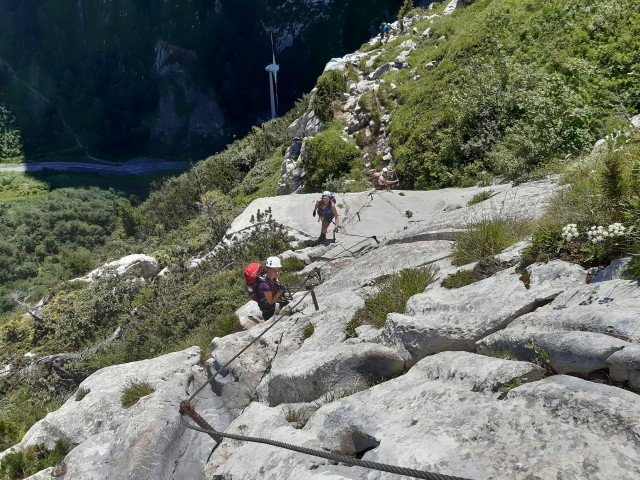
left=318, top=233, right=326, bottom=242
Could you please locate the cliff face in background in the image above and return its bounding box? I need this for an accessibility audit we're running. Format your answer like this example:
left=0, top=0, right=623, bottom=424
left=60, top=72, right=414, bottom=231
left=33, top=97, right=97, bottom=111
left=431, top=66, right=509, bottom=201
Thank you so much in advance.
left=0, top=0, right=399, bottom=160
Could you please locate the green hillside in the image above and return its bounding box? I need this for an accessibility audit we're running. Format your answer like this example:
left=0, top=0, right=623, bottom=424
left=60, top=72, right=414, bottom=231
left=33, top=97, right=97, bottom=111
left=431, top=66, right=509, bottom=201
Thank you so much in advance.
left=1, top=0, right=639, bottom=461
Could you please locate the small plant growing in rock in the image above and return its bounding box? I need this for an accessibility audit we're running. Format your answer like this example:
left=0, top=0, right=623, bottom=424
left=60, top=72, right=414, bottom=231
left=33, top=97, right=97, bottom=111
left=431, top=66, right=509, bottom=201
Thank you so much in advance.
left=442, top=258, right=514, bottom=288
left=283, top=406, right=308, bottom=429
left=488, top=350, right=518, bottom=361
left=75, top=387, right=90, bottom=402
left=121, top=380, right=155, bottom=408
left=441, top=269, right=476, bottom=289
left=301, top=323, right=314, bottom=340
left=525, top=339, right=554, bottom=375
left=467, top=189, right=494, bottom=206
left=497, top=378, right=522, bottom=399
left=405, top=210, right=413, bottom=218
left=453, top=216, right=531, bottom=265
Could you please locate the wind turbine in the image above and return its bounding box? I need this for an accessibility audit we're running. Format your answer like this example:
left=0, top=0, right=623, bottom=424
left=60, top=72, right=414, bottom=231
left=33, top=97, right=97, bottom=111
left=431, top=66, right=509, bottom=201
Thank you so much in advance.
left=265, top=33, right=279, bottom=119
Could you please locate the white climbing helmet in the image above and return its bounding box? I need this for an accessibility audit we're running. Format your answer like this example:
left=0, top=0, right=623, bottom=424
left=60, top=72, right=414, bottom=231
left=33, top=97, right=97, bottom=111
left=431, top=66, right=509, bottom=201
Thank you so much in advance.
left=322, top=190, right=332, bottom=197
left=382, top=167, right=388, bottom=173
left=265, top=256, right=282, bottom=269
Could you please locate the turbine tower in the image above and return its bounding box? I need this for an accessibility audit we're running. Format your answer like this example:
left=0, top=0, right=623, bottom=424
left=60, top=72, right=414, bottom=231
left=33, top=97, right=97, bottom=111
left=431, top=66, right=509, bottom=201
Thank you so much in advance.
left=265, top=33, right=279, bottom=119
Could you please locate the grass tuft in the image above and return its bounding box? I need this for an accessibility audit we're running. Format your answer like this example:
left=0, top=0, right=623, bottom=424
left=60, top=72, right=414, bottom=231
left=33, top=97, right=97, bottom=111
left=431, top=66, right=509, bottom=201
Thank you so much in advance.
left=74, top=387, right=90, bottom=402
left=467, top=190, right=494, bottom=206
left=121, top=380, right=155, bottom=408
left=347, top=265, right=438, bottom=336
left=453, top=217, right=532, bottom=265
left=301, top=323, right=314, bottom=340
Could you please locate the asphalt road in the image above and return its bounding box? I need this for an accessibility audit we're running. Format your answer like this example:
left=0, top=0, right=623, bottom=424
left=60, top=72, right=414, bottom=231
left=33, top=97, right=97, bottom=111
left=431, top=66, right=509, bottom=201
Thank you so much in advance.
left=0, top=158, right=191, bottom=175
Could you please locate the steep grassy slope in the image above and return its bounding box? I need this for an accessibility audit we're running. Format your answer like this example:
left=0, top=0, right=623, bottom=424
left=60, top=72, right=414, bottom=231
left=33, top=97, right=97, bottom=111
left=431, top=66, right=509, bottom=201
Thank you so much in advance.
left=386, top=0, right=640, bottom=187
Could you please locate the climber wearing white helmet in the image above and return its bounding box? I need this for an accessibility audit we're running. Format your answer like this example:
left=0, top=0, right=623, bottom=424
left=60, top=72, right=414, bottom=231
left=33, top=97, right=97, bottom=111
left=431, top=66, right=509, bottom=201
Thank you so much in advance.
left=312, top=191, right=339, bottom=244
left=378, top=167, right=398, bottom=191
left=256, top=256, right=288, bottom=320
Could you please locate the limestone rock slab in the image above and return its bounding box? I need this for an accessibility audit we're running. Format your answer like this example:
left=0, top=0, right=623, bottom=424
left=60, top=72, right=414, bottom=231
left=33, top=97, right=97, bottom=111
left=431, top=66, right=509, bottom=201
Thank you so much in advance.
left=1, top=348, right=229, bottom=480
left=381, top=261, right=587, bottom=365
left=258, top=343, right=405, bottom=406
left=207, top=352, right=640, bottom=480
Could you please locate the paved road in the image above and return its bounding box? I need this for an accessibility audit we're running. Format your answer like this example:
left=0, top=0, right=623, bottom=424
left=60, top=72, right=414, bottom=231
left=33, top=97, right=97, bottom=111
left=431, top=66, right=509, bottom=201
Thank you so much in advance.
left=0, top=158, right=191, bottom=175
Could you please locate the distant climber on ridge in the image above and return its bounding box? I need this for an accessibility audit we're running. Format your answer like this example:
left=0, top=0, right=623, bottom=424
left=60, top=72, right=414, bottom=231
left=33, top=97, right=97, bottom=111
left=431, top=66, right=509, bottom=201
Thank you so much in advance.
left=376, top=167, right=398, bottom=191
left=380, top=22, right=391, bottom=43
left=312, top=191, right=340, bottom=244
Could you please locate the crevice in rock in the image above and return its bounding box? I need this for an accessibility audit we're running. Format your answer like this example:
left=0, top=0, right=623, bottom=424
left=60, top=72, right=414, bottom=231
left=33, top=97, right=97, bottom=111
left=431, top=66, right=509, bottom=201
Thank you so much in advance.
left=481, top=295, right=558, bottom=341
left=346, top=429, right=380, bottom=458
left=386, top=231, right=458, bottom=245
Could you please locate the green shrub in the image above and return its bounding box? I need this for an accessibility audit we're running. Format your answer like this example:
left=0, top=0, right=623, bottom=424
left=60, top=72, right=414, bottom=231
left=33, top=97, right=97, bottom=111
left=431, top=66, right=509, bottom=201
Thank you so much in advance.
left=389, top=0, right=640, bottom=188
left=121, top=380, right=155, bottom=408
left=313, top=71, right=348, bottom=123
left=0, top=388, right=64, bottom=451
left=347, top=266, right=438, bottom=335
left=302, top=130, right=361, bottom=192
left=175, top=313, right=241, bottom=364
left=0, top=104, right=24, bottom=163
left=522, top=140, right=639, bottom=270
left=0, top=440, right=69, bottom=480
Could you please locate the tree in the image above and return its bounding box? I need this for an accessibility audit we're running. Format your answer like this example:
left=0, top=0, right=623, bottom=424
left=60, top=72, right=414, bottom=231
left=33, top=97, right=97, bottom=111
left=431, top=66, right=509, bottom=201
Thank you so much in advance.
left=0, top=104, right=23, bottom=162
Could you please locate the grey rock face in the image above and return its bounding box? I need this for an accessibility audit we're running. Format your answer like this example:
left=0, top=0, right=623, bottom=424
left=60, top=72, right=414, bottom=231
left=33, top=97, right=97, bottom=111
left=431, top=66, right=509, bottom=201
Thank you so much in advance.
left=477, top=279, right=640, bottom=385
left=381, top=260, right=587, bottom=366
left=9, top=173, right=640, bottom=480
left=81, top=254, right=161, bottom=281
left=207, top=353, right=640, bottom=480
left=1, top=348, right=230, bottom=480
left=591, top=256, right=632, bottom=282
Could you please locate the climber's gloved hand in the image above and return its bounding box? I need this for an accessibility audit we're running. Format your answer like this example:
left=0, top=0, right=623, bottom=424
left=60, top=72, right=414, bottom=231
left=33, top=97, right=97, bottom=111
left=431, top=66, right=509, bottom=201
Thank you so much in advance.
left=276, top=283, right=288, bottom=294
left=312, top=210, right=316, bottom=217
left=334, top=226, right=340, bottom=233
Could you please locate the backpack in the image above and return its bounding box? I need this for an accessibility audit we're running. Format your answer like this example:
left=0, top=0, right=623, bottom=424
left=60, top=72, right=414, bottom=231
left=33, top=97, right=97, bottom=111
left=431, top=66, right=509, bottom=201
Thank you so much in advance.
left=244, top=263, right=266, bottom=302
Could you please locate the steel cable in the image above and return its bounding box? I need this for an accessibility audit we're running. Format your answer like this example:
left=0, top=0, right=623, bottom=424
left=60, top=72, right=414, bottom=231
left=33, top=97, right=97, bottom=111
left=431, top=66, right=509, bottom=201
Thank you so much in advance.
left=180, top=418, right=470, bottom=480
left=181, top=232, right=466, bottom=480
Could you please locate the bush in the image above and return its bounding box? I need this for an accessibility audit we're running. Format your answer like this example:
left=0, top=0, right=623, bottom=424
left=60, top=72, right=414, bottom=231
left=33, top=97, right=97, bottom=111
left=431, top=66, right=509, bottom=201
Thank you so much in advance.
left=347, top=266, right=438, bottom=336
left=0, top=440, right=69, bottom=480
left=302, top=130, right=361, bottom=192
left=0, top=387, right=64, bottom=451
left=522, top=139, right=639, bottom=271
left=389, top=0, right=640, bottom=188
left=0, top=104, right=24, bottom=163
left=313, top=70, right=348, bottom=123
